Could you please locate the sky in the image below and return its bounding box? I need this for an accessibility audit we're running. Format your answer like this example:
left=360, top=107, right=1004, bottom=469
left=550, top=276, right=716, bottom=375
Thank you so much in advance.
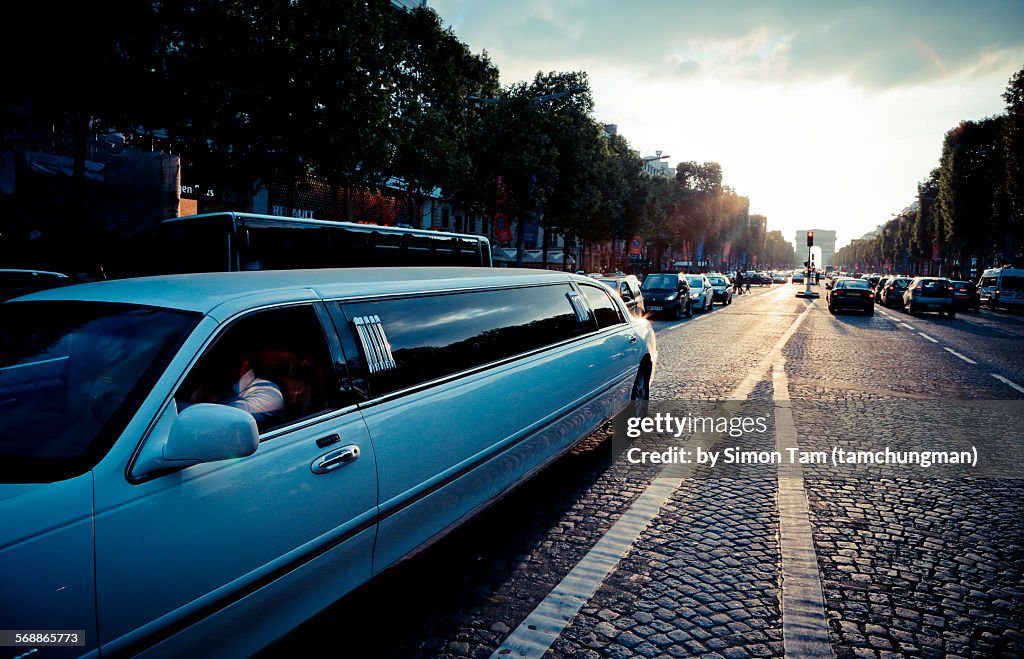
left=430, top=0, right=1024, bottom=251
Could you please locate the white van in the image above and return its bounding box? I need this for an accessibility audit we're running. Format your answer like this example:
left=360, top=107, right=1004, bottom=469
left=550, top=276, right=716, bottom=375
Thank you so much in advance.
left=977, top=267, right=1024, bottom=310
left=0, top=267, right=656, bottom=657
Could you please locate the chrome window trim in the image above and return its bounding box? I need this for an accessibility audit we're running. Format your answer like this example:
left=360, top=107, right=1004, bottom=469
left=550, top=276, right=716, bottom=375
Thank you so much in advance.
left=566, top=290, right=590, bottom=323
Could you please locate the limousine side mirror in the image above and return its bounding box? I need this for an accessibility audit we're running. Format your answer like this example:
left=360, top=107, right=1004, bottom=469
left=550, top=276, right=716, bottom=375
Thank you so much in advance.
left=163, top=404, right=260, bottom=466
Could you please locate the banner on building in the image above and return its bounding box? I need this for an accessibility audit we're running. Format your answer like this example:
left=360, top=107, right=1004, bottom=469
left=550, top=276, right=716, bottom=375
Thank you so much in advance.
left=494, top=175, right=512, bottom=243
left=522, top=213, right=540, bottom=249
left=629, top=235, right=642, bottom=256
left=494, top=213, right=512, bottom=243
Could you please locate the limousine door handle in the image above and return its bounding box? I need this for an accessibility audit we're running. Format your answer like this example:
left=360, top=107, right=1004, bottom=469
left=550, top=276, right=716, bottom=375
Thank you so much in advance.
left=311, top=445, right=361, bottom=475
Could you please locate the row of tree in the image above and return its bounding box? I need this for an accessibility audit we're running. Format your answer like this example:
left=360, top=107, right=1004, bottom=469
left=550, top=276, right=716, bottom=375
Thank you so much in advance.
left=835, top=66, right=1024, bottom=277
left=0, top=1, right=791, bottom=272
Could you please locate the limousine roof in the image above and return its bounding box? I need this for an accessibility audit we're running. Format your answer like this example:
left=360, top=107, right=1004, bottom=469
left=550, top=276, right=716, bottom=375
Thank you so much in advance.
left=10, top=267, right=586, bottom=317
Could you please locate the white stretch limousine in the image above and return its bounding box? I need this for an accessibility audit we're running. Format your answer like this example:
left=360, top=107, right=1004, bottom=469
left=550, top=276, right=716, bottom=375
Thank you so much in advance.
left=0, top=267, right=656, bottom=657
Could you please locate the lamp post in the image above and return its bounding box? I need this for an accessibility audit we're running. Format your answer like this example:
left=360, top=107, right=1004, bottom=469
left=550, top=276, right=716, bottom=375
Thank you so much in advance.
left=468, top=86, right=586, bottom=267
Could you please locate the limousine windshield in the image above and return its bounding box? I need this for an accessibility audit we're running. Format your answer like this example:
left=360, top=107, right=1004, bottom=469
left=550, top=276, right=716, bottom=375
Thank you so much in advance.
left=0, top=301, right=199, bottom=482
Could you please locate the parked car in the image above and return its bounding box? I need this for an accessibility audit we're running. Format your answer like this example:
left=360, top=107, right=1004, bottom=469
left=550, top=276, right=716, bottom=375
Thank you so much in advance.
left=0, top=268, right=71, bottom=301
left=978, top=267, right=1024, bottom=311
left=827, top=277, right=875, bottom=315
left=706, top=274, right=733, bottom=305
left=0, top=267, right=657, bottom=658
left=873, top=277, right=890, bottom=303
left=904, top=277, right=956, bottom=317
left=950, top=280, right=981, bottom=312
left=640, top=272, right=692, bottom=319
left=879, top=277, right=912, bottom=308
left=792, top=271, right=805, bottom=284
left=598, top=274, right=646, bottom=317
left=685, top=274, right=715, bottom=312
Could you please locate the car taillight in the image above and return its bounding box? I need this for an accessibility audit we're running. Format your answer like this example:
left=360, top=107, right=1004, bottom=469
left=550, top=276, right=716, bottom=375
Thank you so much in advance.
left=915, top=286, right=922, bottom=291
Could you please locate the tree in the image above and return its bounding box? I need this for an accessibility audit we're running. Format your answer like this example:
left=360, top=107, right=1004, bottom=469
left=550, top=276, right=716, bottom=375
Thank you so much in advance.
left=388, top=7, right=499, bottom=225
left=914, top=169, right=940, bottom=267
left=938, top=118, right=1007, bottom=270
left=1004, top=66, right=1024, bottom=233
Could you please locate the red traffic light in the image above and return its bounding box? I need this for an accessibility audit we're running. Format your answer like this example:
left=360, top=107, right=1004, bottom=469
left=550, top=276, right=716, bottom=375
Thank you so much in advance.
left=806, top=231, right=814, bottom=247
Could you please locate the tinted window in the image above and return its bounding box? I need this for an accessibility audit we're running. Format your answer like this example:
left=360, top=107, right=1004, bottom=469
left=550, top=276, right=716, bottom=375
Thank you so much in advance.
left=0, top=302, right=199, bottom=482
left=642, top=274, right=680, bottom=290
left=160, top=216, right=234, bottom=273
left=707, top=277, right=726, bottom=286
left=686, top=276, right=703, bottom=288
left=980, top=276, right=997, bottom=287
left=340, top=285, right=588, bottom=396
left=580, top=284, right=625, bottom=329
left=239, top=221, right=487, bottom=269
left=1001, top=276, right=1024, bottom=290
left=176, top=305, right=337, bottom=433
left=839, top=280, right=871, bottom=290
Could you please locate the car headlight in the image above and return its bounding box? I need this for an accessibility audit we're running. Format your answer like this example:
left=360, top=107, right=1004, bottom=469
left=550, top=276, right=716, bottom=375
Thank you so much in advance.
left=665, top=294, right=677, bottom=302
left=690, top=292, right=700, bottom=299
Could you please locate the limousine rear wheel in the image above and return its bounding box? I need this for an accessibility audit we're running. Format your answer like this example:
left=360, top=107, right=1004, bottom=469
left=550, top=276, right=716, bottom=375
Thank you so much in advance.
left=631, top=365, right=651, bottom=401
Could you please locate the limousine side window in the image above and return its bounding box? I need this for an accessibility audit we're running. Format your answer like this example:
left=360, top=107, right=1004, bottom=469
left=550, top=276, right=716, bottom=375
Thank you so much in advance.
left=338, top=284, right=590, bottom=397
left=579, top=283, right=626, bottom=329
left=175, top=305, right=337, bottom=432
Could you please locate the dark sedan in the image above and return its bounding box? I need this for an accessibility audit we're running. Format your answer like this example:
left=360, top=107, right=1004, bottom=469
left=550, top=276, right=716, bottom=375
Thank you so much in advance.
left=706, top=274, right=733, bottom=305
left=640, top=272, right=692, bottom=319
left=878, top=277, right=911, bottom=308
left=950, top=280, right=981, bottom=312
left=827, top=277, right=875, bottom=315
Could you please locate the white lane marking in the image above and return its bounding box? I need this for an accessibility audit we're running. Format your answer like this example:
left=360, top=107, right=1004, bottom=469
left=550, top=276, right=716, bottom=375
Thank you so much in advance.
left=900, top=322, right=915, bottom=329
left=992, top=374, right=1024, bottom=394
left=491, top=298, right=817, bottom=659
left=918, top=332, right=939, bottom=343
left=772, top=363, right=831, bottom=657
left=944, top=347, right=977, bottom=365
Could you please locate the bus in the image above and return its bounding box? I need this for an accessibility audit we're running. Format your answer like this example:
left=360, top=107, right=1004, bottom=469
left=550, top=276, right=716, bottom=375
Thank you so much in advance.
left=158, top=212, right=492, bottom=274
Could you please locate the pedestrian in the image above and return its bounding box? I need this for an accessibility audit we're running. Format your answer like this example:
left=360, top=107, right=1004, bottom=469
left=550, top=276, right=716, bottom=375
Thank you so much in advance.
left=734, top=271, right=744, bottom=295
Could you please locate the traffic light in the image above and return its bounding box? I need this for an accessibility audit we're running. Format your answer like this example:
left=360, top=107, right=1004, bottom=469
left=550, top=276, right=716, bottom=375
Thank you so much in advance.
left=806, top=231, right=814, bottom=247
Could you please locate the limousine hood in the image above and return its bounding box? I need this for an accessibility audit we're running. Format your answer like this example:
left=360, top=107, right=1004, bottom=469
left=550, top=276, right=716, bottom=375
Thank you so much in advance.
left=0, top=482, right=40, bottom=504
left=0, top=473, right=97, bottom=641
